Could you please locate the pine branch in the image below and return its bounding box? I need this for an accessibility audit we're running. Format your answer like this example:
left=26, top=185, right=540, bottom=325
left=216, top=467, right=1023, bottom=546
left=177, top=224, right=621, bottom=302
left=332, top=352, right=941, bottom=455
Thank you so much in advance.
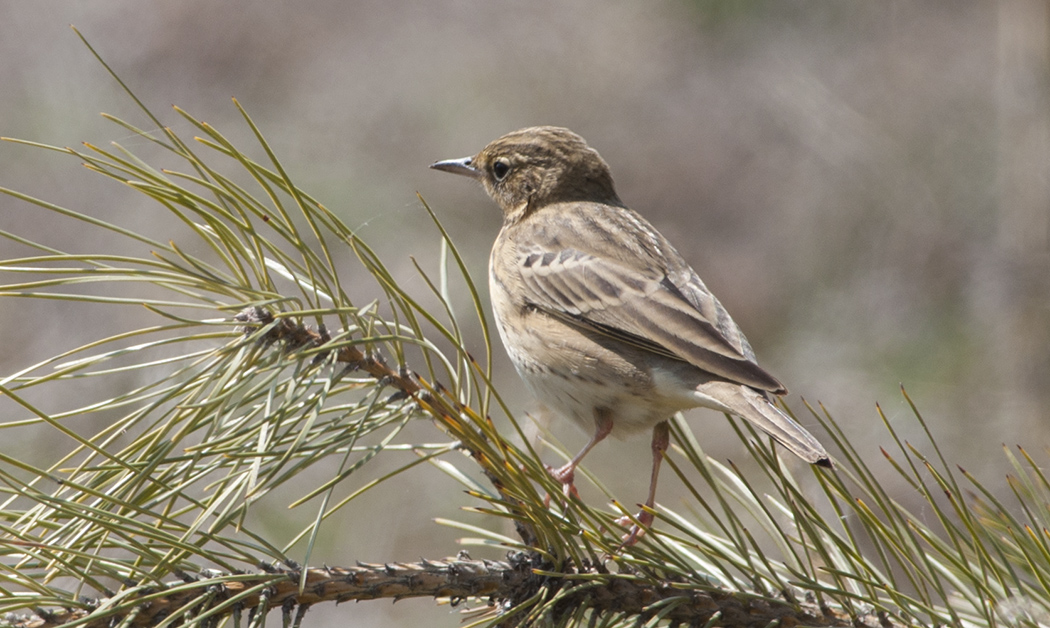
left=5, top=554, right=893, bottom=628
left=233, top=305, right=540, bottom=548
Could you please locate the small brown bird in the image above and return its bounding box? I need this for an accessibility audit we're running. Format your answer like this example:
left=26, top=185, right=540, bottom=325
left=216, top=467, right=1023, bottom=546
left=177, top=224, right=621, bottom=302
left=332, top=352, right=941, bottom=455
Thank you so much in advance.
left=432, top=127, right=830, bottom=543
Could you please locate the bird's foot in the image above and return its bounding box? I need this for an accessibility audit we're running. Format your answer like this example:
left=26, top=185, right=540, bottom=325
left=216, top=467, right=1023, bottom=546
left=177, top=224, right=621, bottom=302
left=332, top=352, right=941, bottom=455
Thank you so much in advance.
left=544, top=463, right=579, bottom=506
left=615, top=509, right=654, bottom=546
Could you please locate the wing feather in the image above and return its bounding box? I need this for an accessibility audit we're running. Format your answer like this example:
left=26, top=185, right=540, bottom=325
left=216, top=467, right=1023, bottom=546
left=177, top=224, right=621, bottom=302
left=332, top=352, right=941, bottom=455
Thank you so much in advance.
left=513, top=227, right=785, bottom=393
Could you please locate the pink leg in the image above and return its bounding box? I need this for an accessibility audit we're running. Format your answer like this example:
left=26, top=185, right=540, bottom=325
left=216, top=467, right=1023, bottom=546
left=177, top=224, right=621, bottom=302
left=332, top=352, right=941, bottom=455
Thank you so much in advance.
left=548, top=408, right=614, bottom=499
left=620, top=420, right=670, bottom=546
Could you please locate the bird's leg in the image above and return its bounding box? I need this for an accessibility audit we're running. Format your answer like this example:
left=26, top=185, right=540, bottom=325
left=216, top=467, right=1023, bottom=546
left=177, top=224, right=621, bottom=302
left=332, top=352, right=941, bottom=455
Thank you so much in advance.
left=547, top=408, right=613, bottom=500
left=619, top=420, right=670, bottom=545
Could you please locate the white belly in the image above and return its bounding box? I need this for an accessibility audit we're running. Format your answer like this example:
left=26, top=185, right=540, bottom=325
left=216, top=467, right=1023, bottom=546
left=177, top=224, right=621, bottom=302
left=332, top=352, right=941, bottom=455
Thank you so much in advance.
left=489, top=267, right=731, bottom=438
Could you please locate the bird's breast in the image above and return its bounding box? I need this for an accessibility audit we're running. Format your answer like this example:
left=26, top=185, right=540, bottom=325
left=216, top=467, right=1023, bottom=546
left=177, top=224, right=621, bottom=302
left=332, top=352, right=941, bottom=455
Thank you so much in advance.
left=489, top=262, right=701, bottom=436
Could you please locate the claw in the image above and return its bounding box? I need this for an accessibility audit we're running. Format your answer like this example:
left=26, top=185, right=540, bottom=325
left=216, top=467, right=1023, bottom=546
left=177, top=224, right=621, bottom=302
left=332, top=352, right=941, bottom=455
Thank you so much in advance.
left=616, top=510, right=654, bottom=546
left=544, top=464, right=580, bottom=505
left=541, top=410, right=612, bottom=507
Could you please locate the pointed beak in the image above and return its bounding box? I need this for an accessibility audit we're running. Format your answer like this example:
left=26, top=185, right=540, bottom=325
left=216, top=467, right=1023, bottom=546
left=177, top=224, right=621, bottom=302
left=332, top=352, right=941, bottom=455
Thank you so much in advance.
left=430, top=156, right=482, bottom=180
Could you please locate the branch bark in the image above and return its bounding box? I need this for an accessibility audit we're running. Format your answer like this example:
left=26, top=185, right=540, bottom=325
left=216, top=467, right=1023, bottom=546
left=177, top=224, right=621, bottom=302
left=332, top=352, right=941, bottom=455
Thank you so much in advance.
left=7, top=555, right=896, bottom=628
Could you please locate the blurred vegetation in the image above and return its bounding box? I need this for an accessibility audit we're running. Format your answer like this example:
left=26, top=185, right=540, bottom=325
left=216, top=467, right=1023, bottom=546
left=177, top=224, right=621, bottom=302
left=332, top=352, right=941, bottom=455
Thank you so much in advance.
left=0, top=49, right=1049, bottom=626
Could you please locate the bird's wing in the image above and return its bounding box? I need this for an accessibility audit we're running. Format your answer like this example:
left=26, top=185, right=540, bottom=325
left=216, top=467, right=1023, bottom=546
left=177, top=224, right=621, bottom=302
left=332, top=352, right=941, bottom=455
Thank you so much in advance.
left=514, top=240, right=786, bottom=394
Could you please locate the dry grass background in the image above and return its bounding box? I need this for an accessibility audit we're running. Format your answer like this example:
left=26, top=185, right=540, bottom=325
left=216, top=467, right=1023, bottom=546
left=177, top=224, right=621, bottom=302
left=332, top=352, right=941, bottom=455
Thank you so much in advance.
left=1, top=2, right=1048, bottom=626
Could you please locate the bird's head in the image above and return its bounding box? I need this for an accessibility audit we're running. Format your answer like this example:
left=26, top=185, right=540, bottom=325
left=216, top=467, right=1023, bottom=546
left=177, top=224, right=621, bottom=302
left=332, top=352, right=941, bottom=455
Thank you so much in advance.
left=431, top=126, right=621, bottom=222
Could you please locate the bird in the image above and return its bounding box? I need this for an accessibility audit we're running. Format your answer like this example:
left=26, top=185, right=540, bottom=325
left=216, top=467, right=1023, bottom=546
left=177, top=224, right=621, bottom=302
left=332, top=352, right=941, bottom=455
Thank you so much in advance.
left=431, top=126, right=831, bottom=544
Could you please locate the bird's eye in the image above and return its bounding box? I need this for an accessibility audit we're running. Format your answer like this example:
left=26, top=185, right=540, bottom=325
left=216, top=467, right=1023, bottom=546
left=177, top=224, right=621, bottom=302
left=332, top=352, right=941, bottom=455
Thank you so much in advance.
left=492, top=159, right=511, bottom=181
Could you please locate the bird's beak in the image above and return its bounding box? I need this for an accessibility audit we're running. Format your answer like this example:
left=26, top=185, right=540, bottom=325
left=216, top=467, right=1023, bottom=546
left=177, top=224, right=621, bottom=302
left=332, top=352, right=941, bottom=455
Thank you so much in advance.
left=430, top=156, right=482, bottom=180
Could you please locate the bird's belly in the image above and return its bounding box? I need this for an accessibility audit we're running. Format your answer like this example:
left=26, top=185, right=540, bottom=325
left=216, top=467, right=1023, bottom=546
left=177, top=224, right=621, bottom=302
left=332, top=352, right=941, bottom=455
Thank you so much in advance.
left=496, top=312, right=703, bottom=437
left=518, top=365, right=686, bottom=436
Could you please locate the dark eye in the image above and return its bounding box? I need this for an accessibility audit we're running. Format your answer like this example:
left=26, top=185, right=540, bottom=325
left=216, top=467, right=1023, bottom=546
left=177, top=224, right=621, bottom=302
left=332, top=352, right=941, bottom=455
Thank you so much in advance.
left=492, top=159, right=511, bottom=181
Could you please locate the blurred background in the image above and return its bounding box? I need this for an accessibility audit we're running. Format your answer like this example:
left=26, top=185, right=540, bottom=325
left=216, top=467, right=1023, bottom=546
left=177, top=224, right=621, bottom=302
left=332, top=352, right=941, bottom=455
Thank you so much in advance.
left=1, top=1, right=1048, bottom=626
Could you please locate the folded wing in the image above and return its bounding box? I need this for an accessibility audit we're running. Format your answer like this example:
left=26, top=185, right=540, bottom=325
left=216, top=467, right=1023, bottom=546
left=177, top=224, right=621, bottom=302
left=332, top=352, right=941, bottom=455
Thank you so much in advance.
left=515, top=240, right=786, bottom=394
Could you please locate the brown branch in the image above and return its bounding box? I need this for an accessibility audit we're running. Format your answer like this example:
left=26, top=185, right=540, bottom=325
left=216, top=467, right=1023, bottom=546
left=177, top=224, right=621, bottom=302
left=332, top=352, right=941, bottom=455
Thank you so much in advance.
left=7, top=555, right=897, bottom=628
left=233, top=306, right=538, bottom=546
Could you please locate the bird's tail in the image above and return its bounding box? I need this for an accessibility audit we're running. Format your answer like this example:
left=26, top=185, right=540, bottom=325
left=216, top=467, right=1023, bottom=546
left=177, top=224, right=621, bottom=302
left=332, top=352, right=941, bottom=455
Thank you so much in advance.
left=702, top=381, right=832, bottom=467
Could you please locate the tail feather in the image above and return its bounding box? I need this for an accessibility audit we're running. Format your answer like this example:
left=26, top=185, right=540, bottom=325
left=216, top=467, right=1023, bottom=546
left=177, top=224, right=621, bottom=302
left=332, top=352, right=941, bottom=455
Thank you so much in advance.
left=700, top=382, right=832, bottom=467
